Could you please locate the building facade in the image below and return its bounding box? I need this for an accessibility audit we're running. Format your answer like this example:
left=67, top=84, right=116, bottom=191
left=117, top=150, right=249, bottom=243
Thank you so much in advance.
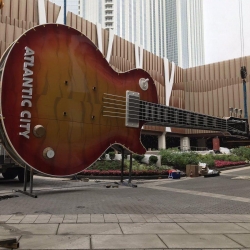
left=50, top=0, right=204, bottom=68
left=0, top=0, right=249, bottom=151
left=50, top=0, right=82, bottom=16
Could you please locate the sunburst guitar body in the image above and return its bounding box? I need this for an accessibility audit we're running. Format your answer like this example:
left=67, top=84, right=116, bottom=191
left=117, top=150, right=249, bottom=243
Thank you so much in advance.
left=0, top=24, right=158, bottom=176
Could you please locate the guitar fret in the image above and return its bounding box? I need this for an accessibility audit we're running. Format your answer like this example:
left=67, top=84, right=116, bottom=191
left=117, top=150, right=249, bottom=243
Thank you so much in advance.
left=157, top=105, right=161, bottom=121
left=174, top=109, right=178, bottom=124
left=204, top=116, right=208, bottom=126
left=186, top=112, right=191, bottom=125
left=164, top=107, right=168, bottom=122
left=145, top=103, right=149, bottom=120
left=151, top=104, right=155, bottom=121
left=139, top=100, right=248, bottom=137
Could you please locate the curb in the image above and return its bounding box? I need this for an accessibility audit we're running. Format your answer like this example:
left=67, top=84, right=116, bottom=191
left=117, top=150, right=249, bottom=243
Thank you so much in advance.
left=217, top=164, right=250, bottom=171
left=77, top=165, right=250, bottom=180
left=77, top=175, right=169, bottom=180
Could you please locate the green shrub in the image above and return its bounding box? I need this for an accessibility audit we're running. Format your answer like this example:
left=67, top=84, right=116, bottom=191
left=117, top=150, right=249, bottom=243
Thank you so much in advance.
left=109, top=151, right=115, bottom=160
left=149, top=155, right=158, bottom=165
left=88, top=160, right=122, bottom=171
left=159, top=149, right=199, bottom=171
left=175, top=152, right=199, bottom=170
left=231, top=147, right=250, bottom=161
left=160, top=149, right=178, bottom=166
left=132, top=154, right=144, bottom=163
left=197, top=154, right=215, bottom=168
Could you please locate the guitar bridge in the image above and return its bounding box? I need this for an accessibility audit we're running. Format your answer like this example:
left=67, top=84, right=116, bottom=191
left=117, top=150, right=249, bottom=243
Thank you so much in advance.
left=126, top=91, right=140, bottom=128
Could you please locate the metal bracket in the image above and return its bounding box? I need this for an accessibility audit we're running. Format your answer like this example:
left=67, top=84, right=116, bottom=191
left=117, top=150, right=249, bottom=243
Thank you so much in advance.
left=125, top=91, right=140, bottom=128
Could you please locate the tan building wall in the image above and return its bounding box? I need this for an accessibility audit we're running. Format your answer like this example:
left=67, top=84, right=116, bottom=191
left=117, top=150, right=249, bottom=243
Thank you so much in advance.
left=184, top=57, right=250, bottom=136
left=1, top=0, right=249, bottom=139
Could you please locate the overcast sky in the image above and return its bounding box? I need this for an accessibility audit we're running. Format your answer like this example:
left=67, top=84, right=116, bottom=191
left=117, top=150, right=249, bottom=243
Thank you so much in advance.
left=203, top=0, right=250, bottom=65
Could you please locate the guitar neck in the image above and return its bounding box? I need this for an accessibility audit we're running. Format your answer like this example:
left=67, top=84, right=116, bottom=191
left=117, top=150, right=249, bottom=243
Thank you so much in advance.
left=123, top=91, right=248, bottom=137
left=138, top=100, right=248, bottom=137
left=139, top=100, right=227, bottom=131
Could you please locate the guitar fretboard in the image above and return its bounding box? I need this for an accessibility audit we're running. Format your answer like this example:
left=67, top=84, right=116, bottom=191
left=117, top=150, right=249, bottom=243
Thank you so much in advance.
left=103, top=92, right=248, bottom=138
left=139, top=100, right=227, bottom=132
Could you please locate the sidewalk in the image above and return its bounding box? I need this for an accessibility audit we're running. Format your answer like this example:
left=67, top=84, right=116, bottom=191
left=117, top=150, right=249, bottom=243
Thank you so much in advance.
left=1, top=214, right=250, bottom=249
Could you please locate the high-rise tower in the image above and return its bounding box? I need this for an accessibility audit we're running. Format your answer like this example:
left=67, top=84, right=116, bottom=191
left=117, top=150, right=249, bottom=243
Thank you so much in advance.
left=50, top=0, right=204, bottom=68
left=50, top=0, right=82, bottom=16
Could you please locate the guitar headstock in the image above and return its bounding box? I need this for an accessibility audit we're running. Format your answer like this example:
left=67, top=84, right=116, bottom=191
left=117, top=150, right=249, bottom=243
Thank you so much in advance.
left=224, top=117, right=249, bottom=138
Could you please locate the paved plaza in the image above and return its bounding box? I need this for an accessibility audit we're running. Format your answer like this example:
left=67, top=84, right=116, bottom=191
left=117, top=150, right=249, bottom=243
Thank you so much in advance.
left=1, top=167, right=250, bottom=249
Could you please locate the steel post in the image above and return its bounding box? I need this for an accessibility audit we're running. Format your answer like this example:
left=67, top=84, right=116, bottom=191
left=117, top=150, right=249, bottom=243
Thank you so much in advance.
left=120, top=147, right=124, bottom=183
left=64, top=0, right=66, bottom=25
left=243, top=79, right=248, bottom=119
left=128, top=153, right=132, bottom=183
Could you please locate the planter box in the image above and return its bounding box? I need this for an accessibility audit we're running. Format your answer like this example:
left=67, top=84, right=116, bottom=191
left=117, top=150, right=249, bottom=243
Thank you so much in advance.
left=186, top=165, right=199, bottom=177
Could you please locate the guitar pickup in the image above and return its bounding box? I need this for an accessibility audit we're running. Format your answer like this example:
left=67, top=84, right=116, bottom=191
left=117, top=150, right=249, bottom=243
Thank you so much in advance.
left=126, top=91, right=140, bottom=128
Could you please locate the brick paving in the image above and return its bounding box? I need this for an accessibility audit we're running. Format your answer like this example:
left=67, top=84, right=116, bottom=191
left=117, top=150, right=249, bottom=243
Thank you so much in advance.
left=0, top=167, right=250, bottom=249
left=159, top=174, right=250, bottom=199
left=0, top=168, right=250, bottom=215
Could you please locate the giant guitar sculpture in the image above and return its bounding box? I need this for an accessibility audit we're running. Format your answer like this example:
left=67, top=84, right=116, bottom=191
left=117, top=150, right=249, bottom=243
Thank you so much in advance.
left=0, top=0, right=4, bottom=9
left=0, top=24, right=248, bottom=176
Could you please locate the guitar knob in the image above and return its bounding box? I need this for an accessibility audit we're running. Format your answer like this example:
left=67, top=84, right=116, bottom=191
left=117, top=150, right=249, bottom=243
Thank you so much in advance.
left=33, top=125, right=46, bottom=138
left=139, top=78, right=149, bottom=91
left=43, top=147, right=55, bottom=159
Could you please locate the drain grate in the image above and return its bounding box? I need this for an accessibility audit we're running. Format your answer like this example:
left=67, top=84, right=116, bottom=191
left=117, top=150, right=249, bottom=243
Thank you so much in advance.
left=0, top=195, right=19, bottom=201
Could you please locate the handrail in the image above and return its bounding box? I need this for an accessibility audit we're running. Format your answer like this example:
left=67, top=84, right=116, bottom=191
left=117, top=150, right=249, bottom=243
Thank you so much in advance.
left=178, top=146, right=208, bottom=152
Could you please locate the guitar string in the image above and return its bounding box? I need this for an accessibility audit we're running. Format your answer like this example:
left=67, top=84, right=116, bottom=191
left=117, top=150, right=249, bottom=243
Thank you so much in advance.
left=103, top=93, right=226, bottom=121
left=103, top=96, right=226, bottom=126
left=102, top=95, right=247, bottom=134
left=102, top=108, right=240, bottom=134
left=102, top=113, right=242, bottom=134
left=102, top=107, right=243, bottom=134
left=103, top=94, right=241, bottom=130
left=103, top=102, right=244, bottom=133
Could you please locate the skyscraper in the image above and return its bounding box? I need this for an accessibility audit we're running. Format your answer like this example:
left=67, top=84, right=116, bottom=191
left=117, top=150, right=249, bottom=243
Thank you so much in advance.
left=50, top=0, right=82, bottom=16
left=50, top=0, right=204, bottom=68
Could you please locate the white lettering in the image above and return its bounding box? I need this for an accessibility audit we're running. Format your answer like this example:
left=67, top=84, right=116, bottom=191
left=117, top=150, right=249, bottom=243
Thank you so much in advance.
left=24, top=47, right=35, bottom=56
left=20, top=47, right=35, bottom=139
left=24, top=62, right=34, bottom=68
left=23, top=77, right=33, bottom=88
left=22, top=88, right=33, bottom=95
left=24, top=55, right=34, bottom=64
left=23, top=68, right=33, bottom=76
left=20, top=118, right=31, bottom=123
left=19, top=131, right=30, bottom=139
left=20, top=111, right=31, bottom=118
left=20, top=123, right=30, bottom=131
left=21, top=100, right=32, bottom=107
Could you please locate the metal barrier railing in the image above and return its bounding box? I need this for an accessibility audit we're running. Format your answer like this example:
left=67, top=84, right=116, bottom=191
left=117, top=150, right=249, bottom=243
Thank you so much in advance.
left=178, top=146, right=208, bottom=152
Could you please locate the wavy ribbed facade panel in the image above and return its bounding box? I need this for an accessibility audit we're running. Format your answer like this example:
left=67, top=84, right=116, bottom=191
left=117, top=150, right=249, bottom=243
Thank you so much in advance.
left=0, top=0, right=60, bottom=54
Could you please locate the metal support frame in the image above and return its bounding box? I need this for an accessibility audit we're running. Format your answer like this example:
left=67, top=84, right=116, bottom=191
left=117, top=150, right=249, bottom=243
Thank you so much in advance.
left=128, top=153, right=132, bottom=183
left=119, top=149, right=137, bottom=188
left=120, top=147, right=124, bottom=183
left=243, top=79, right=248, bottom=119
left=16, top=166, right=37, bottom=198
left=64, top=0, right=66, bottom=25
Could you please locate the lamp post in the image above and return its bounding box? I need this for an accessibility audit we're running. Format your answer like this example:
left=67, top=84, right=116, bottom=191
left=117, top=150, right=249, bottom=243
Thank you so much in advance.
left=64, top=0, right=66, bottom=25
left=241, top=66, right=248, bottom=119
left=229, top=107, right=233, bottom=117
